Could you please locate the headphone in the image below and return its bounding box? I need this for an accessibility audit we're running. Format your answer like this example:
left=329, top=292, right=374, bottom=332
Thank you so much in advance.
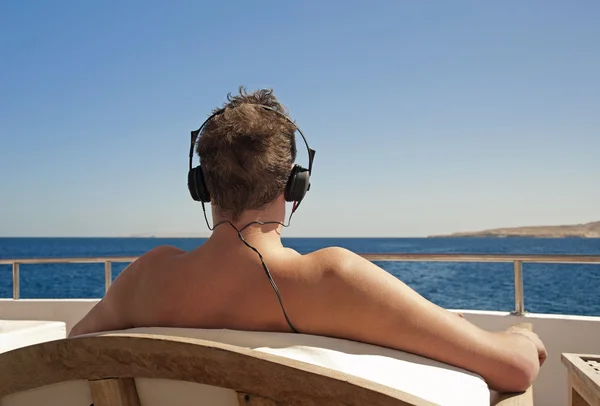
left=188, top=105, right=316, bottom=207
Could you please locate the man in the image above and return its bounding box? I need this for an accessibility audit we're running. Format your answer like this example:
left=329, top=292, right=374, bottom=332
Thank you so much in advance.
left=70, top=87, right=546, bottom=393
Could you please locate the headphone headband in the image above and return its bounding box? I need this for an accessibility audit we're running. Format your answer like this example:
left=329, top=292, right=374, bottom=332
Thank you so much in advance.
left=189, top=105, right=315, bottom=176
left=188, top=104, right=315, bottom=206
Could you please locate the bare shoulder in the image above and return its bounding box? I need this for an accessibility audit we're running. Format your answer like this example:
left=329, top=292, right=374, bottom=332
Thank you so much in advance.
left=304, top=246, right=373, bottom=273
left=111, top=244, right=186, bottom=292
left=68, top=245, right=185, bottom=337
left=124, top=245, right=186, bottom=273
left=306, top=246, right=352, bottom=260
left=295, top=246, right=392, bottom=294
left=139, top=245, right=186, bottom=262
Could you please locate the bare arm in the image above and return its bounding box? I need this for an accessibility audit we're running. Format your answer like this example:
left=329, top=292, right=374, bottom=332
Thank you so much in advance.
left=307, top=247, right=542, bottom=393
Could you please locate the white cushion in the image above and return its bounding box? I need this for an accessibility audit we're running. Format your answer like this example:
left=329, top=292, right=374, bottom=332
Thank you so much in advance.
left=122, top=327, right=491, bottom=406
left=0, top=319, right=66, bottom=353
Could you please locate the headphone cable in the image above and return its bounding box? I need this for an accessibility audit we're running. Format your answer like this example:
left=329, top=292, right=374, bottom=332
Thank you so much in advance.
left=201, top=202, right=299, bottom=333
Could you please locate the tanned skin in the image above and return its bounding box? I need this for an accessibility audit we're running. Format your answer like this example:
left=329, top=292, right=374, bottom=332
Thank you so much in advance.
left=70, top=194, right=546, bottom=393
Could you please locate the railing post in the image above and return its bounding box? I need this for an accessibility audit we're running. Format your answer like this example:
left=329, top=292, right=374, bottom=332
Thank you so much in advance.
left=104, top=261, right=112, bottom=293
left=12, top=262, right=20, bottom=300
left=513, top=260, right=525, bottom=315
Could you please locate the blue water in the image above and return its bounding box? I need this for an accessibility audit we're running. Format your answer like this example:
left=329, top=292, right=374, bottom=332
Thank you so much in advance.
left=1, top=237, right=599, bottom=316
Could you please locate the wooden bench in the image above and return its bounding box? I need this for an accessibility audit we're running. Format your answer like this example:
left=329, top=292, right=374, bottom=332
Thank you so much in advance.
left=0, top=327, right=535, bottom=406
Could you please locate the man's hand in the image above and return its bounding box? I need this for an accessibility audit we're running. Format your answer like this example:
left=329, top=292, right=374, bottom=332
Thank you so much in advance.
left=506, top=325, right=548, bottom=367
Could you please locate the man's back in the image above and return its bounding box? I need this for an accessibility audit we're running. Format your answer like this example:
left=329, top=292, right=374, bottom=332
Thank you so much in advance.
left=69, top=240, right=544, bottom=393
left=69, top=240, right=333, bottom=335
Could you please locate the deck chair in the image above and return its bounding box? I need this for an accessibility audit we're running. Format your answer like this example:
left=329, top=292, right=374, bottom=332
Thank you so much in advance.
left=0, top=325, right=533, bottom=406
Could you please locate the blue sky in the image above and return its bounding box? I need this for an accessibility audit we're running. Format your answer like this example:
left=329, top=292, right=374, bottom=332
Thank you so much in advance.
left=1, top=1, right=598, bottom=237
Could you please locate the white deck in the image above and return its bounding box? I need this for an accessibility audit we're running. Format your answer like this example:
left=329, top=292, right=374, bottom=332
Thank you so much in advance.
left=1, top=298, right=599, bottom=406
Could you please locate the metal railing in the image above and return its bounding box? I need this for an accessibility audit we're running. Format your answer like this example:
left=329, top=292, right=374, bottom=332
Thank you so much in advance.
left=2, top=253, right=600, bottom=315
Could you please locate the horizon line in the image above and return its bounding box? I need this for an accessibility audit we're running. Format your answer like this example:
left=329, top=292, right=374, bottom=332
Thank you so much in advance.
left=0, top=235, right=432, bottom=239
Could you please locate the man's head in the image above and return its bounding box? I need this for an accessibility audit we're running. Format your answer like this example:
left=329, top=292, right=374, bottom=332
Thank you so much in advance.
left=196, top=87, right=298, bottom=220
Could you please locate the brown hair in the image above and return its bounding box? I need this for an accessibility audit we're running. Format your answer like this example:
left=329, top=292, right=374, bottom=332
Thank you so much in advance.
left=196, top=87, right=297, bottom=220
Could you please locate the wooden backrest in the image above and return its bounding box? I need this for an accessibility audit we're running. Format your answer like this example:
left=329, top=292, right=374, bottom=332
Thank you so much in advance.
left=0, top=332, right=433, bottom=406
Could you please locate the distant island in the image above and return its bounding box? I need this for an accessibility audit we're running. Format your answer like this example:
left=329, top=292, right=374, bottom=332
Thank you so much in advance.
left=430, top=221, right=600, bottom=238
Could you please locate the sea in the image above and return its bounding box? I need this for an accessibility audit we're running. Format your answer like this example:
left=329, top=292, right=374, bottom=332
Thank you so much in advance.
left=1, top=237, right=599, bottom=316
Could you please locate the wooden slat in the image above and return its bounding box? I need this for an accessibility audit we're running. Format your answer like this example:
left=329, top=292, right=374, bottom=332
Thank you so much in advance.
left=571, top=387, right=591, bottom=406
left=568, top=371, right=597, bottom=406
left=493, top=387, right=533, bottom=406
left=89, top=378, right=141, bottom=406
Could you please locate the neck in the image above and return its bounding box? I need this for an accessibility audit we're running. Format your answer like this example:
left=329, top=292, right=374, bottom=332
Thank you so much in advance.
left=206, top=199, right=289, bottom=248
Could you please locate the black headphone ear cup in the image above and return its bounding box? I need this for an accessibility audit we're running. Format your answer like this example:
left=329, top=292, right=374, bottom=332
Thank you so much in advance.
left=188, top=166, right=211, bottom=202
left=188, top=169, right=200, bottom=201
left=285, top=165, right=310, bottom=202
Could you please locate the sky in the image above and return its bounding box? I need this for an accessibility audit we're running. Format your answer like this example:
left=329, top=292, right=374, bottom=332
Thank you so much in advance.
left=0, top=1, right=599, bottom=237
